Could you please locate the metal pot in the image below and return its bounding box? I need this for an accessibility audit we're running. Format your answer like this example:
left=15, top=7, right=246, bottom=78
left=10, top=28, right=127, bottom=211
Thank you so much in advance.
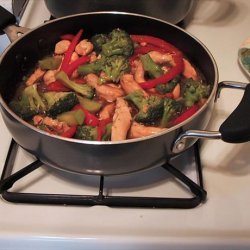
left=0, top=8, right=249, bottom=175
left=44, top=0, right=194, bottom=24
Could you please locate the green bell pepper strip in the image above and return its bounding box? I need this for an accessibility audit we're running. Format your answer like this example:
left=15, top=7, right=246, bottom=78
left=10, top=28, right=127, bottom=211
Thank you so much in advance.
left=72, top=104, right=99, bottom=127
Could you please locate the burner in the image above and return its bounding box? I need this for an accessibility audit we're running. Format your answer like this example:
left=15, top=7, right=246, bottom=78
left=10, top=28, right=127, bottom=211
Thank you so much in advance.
left=0, top=139, right=206, bottom=208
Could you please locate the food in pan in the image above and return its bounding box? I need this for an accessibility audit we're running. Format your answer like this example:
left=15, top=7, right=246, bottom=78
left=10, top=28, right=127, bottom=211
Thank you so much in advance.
left=9, top=28, right=211, bottom=141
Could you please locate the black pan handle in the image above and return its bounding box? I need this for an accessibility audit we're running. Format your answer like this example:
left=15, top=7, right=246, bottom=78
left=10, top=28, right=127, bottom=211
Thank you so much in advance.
left=0, top=5, right=17, bottom=34
left=172, top=81, right=249, bottom=154
left=219, top=82, right=250, bottom=143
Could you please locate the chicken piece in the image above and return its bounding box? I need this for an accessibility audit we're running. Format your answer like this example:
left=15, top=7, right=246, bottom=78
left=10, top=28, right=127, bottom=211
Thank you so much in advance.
left=43, top=69, right=57, bottom=85
left=33, top=115, right=70, bottom=134
left=75, top=39, right=93, bottom=56
left=148, top=51, right=174, bottom=65
left=99, top=103, right=115, bottom=120
left=120, top=74, right=148, bottom=96
left=85, top=73, right=125, bottom=102
left=111, top=97, right=132, bottom=141
left=182, top=58, right=198, bottom=80
left=97, top=84, right=125, bottom=102
left=89, top=52, right=97, bottom=63
left=70, top=51, right=79, bottom=62
left=128, top=122, right=165, bottom=139
left=26, top=68, right=45, bottom=86
left=54, top=40, right=71, bottom=54
left=69, top=52, right=80, bottom=78
left=132, top=59, right=145, bottom=83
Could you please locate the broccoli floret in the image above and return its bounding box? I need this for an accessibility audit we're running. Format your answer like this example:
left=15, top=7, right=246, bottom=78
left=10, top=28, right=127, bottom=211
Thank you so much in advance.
left=140, top=54, right=164, bottom=78
left=77, top=56, right=105, bottom=76
left=56, top=71, right=94, bottom=99
left=9, top=93, right=37, bottom=121
left=102, top=123, right=112, bottom=141
left=91, top=33, right=109, bottom=54
left=38, top=56, right=61, bottom=70
left=44, top=92, right=79, bottom=118
left=101, top=28, right=134, bottom=57
left=160, top=98, right=183, bottom=127
left=102, top=55, right=130, bottom=82
left=156, top=75, right=181, bottom=94
left=78, top=55, right=130, bottom=83
left=9, top=84, right=46, bottom=121
left=24, top=84, right=46, bottom=112
left=125, top=90, right=164, bottom=125
left=74, top=125, right=98, bottom=140
left=182, top=79, right=211, bottom=107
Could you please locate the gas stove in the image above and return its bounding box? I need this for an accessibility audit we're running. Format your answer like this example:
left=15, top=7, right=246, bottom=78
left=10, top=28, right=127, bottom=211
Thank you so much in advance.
left=0, top=0, right=250, bottom=249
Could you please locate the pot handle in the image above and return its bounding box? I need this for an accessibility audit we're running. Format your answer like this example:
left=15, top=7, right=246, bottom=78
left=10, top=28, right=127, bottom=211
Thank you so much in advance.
left=0, top=5, right=29, bottom=42
left=172, top=81, right=250, bottom=154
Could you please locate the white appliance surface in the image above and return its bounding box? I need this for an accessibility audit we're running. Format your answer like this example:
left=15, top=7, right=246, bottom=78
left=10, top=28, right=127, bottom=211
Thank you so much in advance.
left=0, top=0, right=250, bottom=249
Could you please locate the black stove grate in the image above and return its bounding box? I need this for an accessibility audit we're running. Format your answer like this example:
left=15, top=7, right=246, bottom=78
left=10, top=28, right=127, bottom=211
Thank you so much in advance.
left=0, top=139, right=206, bottom=208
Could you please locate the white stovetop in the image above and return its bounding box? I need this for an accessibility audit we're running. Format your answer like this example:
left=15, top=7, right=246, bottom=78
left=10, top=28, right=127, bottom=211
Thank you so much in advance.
left=0, top=0, right=250, bottom=249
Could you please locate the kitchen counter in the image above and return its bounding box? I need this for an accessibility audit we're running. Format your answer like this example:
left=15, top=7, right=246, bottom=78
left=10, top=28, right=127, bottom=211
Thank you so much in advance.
left=0, top=0, right=250, bottom=249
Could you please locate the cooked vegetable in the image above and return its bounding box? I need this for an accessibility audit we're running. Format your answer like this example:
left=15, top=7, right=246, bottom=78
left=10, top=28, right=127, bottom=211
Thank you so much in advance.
left=160, top=98, right=183, bottom=128
left=44, top=92, right=79, bottom=118
left=10, top=84, right=46, bottom=119
left=140, top=54, right=164, bottom=78
left=24, top=84, right=46, bottom=111
left=60, top=29, right=83, bottom=72
left=77, top=56, right=105, bottom=75
left=57, top=109, right=85, bottom=126
left=46, top=81, right=70, bottom=92
left=10, top=27, right=211, bottom=141
left=74, top=125, right=98, bottom=140
left=38, top=56, right=61, bottom=70
left=91, top=33, right=109, bottom=54
left=131, top=35, right=184, bottom=89
left=125, top=90, right=164, bottom=125
left=78, top=55, right=130, bottom=82
left=9, top=92, right=37, bottom=121
left=156, top=75, right=181, bottom=94
left=102, top=55, right=130, bottom=82
left=77, top=95, right=102, bottom=113
left=182, top=78, right=210, bottom=107
left=101, top=123, right=112, bottom=141
left=172, top=105, right=199, bottom=126
left=56, top=71, right=94, bottom=98
left=72, top=104, right=99, bottom=126
left=101, top=28, right=134, bottom=57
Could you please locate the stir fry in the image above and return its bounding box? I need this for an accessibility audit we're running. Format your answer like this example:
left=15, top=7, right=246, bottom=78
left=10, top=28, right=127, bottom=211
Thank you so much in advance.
left=9, top=28, right=211, bottom=141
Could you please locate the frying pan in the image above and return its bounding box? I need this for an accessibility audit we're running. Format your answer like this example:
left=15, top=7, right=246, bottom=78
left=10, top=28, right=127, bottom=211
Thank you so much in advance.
left=0, top=7, right=249, bottom=175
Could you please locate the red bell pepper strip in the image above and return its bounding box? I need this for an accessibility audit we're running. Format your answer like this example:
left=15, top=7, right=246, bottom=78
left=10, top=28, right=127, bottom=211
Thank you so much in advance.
left=72, top=104, right=99, bottom=127
left=46, top=81, right=71, bottom=92
left=60, top=29, right=84, bottom=72
left=139, top=54, right=184, bottom=89
left=97, top=118, right=112, bottom=141
left=63, top=56, right=90, bottom=76
left=131, top=35, right=182, bottom=55
left=130, top=35, right=184, bottom=89
left=60, top=125, right=77, bottom=138
left=60, top=34, right=75, bottom=41
left=172, top=105, right=199, bottom=126
left=134, top=45, right=166, bottom=55
left=74, top=78, right=86, bottom=84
